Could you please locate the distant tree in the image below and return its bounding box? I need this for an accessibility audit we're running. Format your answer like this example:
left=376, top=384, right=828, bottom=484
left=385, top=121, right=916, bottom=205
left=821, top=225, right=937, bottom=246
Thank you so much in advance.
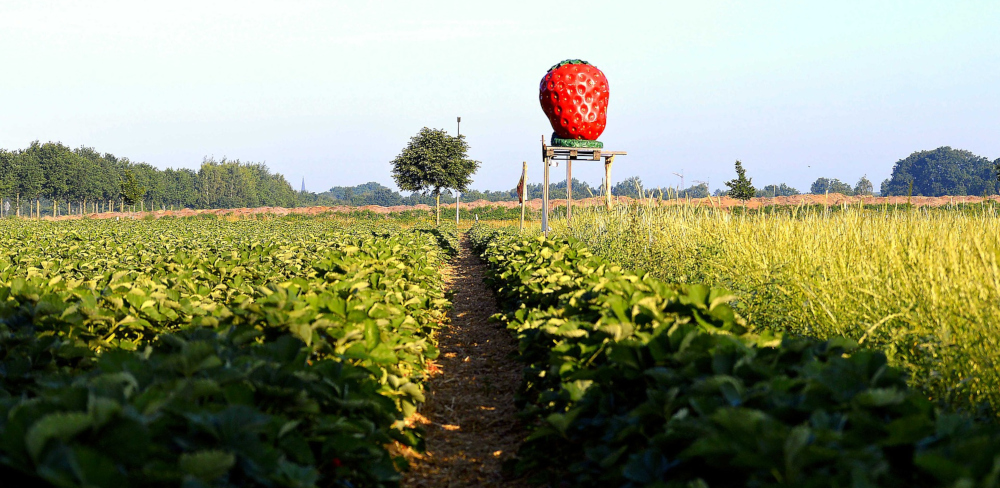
left=681, top=182, right=710, bottom=198
left=854, top=176, right=874, bottom=196
left=163, top=168, right=198, bottom=208
left=611, top=176, right=644, bottom=198
left=370, top=187, right=402, bottom=206
left=0, top=150, right=14, bottom=216
left=27, top=141, right=78, bottom=213
left=882, top=147, right=997, bottom=196
left=810, top=177, right=853, bottom=195
left=15, top=150, right=43, bottom=216
left=120, top=168, right=146, bottom=213
left=725, top=160, right=756, bottom=203
left=755, top=183, right=799, bottom=198
left=880, top=178, right=890, bottom=197
left=390, top=127, right=480, bottom=225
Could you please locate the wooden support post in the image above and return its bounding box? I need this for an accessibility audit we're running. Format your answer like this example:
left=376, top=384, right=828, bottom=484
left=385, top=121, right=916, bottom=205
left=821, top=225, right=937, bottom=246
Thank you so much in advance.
left=520, top=161, right=527, bottom=232
left=604, top=155, right=615, bottom=210
left=542, top=155, right=550, bottom=237
left=566, top=159, right=572, bottom=225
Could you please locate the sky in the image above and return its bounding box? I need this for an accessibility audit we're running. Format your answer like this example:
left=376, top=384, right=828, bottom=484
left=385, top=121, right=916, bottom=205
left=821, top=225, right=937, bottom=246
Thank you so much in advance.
left=1, top=0, right=998, bottom=195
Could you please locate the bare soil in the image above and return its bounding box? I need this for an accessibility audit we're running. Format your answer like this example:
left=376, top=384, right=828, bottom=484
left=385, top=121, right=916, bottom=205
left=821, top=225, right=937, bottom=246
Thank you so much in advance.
left=399, top=236, right=527, bottom=488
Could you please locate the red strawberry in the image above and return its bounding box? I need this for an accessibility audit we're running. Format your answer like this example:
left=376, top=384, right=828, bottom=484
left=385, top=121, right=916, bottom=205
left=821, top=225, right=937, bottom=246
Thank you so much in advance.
left=539, top=59, right=609, bottom=141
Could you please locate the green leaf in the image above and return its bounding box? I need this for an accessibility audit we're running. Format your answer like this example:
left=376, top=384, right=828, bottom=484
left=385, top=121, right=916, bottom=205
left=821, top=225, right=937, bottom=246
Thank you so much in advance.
left=368, top=343, right=398, bottom=364
left=26, top=412, right=93, bottom=461
left=179, top=450, right=236, bottom=481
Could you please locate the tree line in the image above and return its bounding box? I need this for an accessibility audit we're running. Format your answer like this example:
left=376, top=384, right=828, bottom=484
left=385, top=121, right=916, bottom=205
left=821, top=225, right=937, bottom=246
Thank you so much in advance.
left=3, top=142, right=996, bottom=216
left=0, top=141, right=299, bottom=217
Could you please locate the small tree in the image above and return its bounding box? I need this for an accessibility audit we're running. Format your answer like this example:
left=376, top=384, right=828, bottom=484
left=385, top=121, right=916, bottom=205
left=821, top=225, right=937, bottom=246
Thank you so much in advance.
left=725, top=160, right=755, bottom=203
left=391, top=127, right=480, bottom=225
left=120, top=168, right=146, bottom=215
left=854, top=175, right=874, bottom=196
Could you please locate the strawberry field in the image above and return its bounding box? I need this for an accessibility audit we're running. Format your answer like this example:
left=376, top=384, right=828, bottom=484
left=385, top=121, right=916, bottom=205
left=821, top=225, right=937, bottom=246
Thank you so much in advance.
left=470, top=225, right=1000, bottom=487
left=0, top=217, right=456, bottom=486
left=5, top=212, right=1000, bottom=487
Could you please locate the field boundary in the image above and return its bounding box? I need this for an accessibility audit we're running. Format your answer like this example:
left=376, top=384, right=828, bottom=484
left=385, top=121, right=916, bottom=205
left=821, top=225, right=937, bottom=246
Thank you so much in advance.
left=27, top=193, right=1000, bottom=221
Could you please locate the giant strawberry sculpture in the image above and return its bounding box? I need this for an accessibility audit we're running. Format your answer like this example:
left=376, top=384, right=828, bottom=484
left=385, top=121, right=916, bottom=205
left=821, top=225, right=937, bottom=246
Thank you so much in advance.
left=539, top=59, right=609, bottom=148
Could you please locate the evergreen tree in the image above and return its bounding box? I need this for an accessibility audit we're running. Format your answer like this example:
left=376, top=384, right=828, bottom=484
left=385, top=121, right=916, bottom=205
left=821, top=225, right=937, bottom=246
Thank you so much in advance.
left=725, top=160, right=756, bottom=202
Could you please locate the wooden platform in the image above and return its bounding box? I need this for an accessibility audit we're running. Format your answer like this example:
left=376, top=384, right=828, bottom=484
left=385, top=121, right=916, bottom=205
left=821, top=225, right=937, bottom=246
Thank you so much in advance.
left=540, top=142, right=628, bottom=236
left=544, top=146, right=628, bottom=161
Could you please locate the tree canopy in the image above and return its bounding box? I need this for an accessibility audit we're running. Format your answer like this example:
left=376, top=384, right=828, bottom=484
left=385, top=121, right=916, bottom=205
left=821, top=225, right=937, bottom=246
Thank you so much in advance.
left=755, top=183, right=800, bottom=198
left=725, top=160, right=755, bottom=202
left=119, top=168, right=145, bottom=207
left=810, top=177, right=854, bottom=195
left=390, top=127, right=480, bottom=224
left=881, top=147, right=998, bottom=196
left=391, top=128, right=480, bottom=198
left=0, top=142, right=299, bottom=215
left=854, top=176, right=874, bottom=196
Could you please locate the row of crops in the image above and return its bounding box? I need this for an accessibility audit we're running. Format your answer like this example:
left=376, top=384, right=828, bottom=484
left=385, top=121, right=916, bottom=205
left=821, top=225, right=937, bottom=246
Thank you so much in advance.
left=0, top=218, right=456, bottom=487
left=558, top=202, right=1000, bottom=413
left=470, top=226, right=1000, bottom=487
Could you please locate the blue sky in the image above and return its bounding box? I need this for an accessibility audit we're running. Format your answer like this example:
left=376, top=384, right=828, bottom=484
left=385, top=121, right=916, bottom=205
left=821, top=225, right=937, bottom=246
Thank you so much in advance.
left=1, top=1, right=998, bottom=194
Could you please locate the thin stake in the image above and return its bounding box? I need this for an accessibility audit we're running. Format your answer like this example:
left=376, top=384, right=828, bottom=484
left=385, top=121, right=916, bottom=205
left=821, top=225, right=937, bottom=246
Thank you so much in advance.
left=520, top=161, right=527, bottom=232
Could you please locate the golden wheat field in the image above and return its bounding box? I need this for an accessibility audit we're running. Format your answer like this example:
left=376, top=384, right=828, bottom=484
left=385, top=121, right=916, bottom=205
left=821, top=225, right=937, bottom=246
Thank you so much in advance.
left=554, top=201, right=1000, bottom=412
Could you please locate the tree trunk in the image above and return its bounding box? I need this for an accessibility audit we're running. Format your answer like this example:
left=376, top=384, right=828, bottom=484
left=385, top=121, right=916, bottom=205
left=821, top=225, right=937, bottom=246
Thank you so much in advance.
left=435, top=193, right=440, bottom=226
left=16, top=193, right=19, bottom=217
left=53, top=200, right=57, bottom=218
left=36, top=199, right=39, bottom=219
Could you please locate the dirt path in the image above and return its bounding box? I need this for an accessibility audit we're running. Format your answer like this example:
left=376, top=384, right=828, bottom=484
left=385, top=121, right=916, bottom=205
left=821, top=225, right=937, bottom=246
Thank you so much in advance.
left=402, top=236, right=527, bottom=487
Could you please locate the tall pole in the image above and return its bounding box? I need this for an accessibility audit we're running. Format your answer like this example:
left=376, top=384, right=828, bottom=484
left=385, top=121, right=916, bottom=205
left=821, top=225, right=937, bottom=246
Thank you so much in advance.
left=456, top=116, right=461, bottom=226
left=566, top=159, right=572, bottom=225
left=542, top=139, right=550, bottom=237
left=520, top=161, right=527, bottom=232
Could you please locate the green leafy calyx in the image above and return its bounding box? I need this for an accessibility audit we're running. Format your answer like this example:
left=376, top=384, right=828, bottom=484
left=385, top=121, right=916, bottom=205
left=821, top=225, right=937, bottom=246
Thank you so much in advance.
left=548, top=59, right=590, bottom=72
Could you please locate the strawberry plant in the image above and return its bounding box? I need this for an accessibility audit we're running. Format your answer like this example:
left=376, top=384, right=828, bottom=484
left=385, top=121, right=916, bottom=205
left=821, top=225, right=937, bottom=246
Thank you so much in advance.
left=0, top=218, right=458, bottom=486
left=470, top=225, right=1000, bottom=487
